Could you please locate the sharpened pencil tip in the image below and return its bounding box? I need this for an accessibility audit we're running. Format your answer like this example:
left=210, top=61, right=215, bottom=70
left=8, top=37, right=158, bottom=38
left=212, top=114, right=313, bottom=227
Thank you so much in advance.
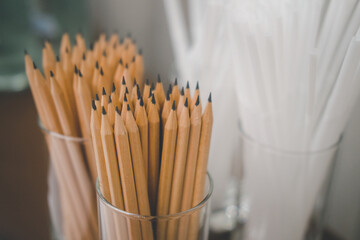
left=168, top=84, right=172, bottom=93
left=56, top=56, right=60, bottom=62
left=119, top=58, right=123, bottom=65
left=196, top=81, right=199, bottom=90
left=112, top=83, right=116, bottom=92
left=82, top=53, right=86, bottom=60
left=127, top=104, right=130, bottom=111
left=116, top=106, right=120, bottom=115
left=74, top=65, right=78, bottom=74
left=195, top=95, right=200, bottom=106
left=125, top=63, right=128, bottom=69
left=100, top=68, right=104, bottom=76
left=139, top=49, right=142, bottom=55
left=184, top=98, right=188, bottom=107
left=186, top=81, right=189, bottom=89
left=95, top=93, right=99, bottom=101
left=166, top=91, right=170, bottom=101
left=132, top=56, right=136, bottom=62
left=151, top=94, right=156, bottom=104
left=65, top=47, right=69, bottom=53
left=140, top=98, right=144, bottom=107
left=157, top=74, right=161, bottom=83
left=174, top=78, right=178, bottom=85
left=137, top=86, right=141, bottom=99
left=33, top=61, right=37, bottom=69
left=102, top=106, right=106, bottom=115
left=108, top=95, right=112, bottom=103
left=148, top=89, right=152, bottom=98
left=146, top=78, right=149, bottom=85
left=102, top=50, right=106, bottom=57
left=124, top=94, right=128, bottom=102
left=151, top=83, right=155, bottom=90
left=122, top=76, right=126, bottom=85
left=133, top=78, right=137, bottom=86
left=95, top=61, right=99, bottom=69
left=102, top=87, right=106, bottom=95
left=172, top=101, right=176, bottom=110
left=50, top=71, right=54, bottom=77
left=24, top=49, right=28, bottom=55
left=89, top=42, right=94, bottom=50
left=92, top=100, right=96, bottom=110
left=208, top=92, right=212, bottom=102
left=125, top=87, right=129, bottom=94
left=181, top=87, right=184, bottom=96
left=79, top=70, right=83, bottom=77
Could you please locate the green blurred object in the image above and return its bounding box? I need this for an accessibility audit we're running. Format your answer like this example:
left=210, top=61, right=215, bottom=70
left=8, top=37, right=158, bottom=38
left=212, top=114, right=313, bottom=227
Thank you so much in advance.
left=0, top=0, right=90, bottom=92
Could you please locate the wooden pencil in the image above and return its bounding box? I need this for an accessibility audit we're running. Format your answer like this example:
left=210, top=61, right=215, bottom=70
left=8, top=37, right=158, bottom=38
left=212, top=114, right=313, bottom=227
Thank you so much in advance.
left=178, top=96, right=202, bottom=240
left=114, top=108, right=142, bottom=240
left=148, top=96, right=161, bottom=214
left=188, top=93, right=213, bottom=240
left=125, top=106, right=154, bottom=240
left=167, top=98, right=190, bottom=239
left=157, top=102, right=178, bottom=240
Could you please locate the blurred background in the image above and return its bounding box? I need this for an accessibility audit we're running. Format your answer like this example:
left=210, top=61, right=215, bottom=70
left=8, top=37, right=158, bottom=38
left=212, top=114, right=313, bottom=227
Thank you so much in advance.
left=0, top=0, right=359, bottom=239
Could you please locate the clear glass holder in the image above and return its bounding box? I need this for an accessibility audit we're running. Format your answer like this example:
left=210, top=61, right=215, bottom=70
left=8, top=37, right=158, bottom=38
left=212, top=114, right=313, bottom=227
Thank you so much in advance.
left=39, top=122, right=98, bottom=240
left=97, top=173, right=213, bottom=240
left=210, top=126, right=340, bottom=240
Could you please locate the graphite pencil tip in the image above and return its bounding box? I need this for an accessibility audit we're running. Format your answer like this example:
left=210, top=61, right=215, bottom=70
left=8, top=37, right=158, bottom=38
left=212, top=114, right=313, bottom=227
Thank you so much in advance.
left=140, top=97, right=144, bottom=107
left=92, top=100, right=96, bottom=110
left=33, top=61, right=37, bottom=69
left=181, top=87, right=184, bottom=96
left=151, top=94, right=156, bottom=104
left=102, top=87, right=106, bottom=95
left=168, top=84, right=172, bottom=93
left=146, top=78, right=149, bottom=85
left=125, top=87, right=129, bottom=94
left=95, top=61, right=99, bottom=69
left=184, top=98, right=188, bottom=107
left=124, top=94, right=128, bottom=102
left=132, top=56, right=136, bottom=62
left=174, top=78, right=178, bottom=85
left=195, top=95, right=200, bottom=106
left=172, top=101, right=176, bottom=110
left=102, top=106, right=106, bottom=115
left=116, top=106, right=120, bottom=115
left=100, top=68, right=104, bottom=76
left=50, top=71, right=54, bottom=77
left=157, top=74, right=161, bottom=83
left=186, top=81, right=190, bottom=89
left=74, top=65, right=78, bottom=74
left=208, top=92, right=212, bottom=102
left=119, top=58, right=123, bottom=65
left=133, top=78, right=137, bottom=86
left=95, top=93, right=99, bottom=101
left=151, top=82, right=155, bottom=90
left=24, top=49, right=28, bottom=55
left=125, top=63, right=128, bottom=69
left=108, top=95, right=112, bottom=103
left=166, top=91, right=170, bottom=101
left=79, top=70, right=83, bottom=77
left=137, top=86, right=141, bottom=99
left=56, top=56, right=60, bottom=62
left=196, top=81, right=199, bottom=90
left=122, top=76, right=126, bottom=85
left=89, top=42, right=94, bottom=50
left=102, top=50, right=106, bottom=57
left=112, top=83, right=116, bottom=92
left=127, top=104, right=131, bottom=111
left=138, top=49, right=142, bottom=55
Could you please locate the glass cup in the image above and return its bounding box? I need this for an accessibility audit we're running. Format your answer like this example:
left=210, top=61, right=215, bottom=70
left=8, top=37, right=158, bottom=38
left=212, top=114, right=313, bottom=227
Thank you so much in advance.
left=39, top=123, right=98, bottom=240
left=97, top=173, right=213, bottom=240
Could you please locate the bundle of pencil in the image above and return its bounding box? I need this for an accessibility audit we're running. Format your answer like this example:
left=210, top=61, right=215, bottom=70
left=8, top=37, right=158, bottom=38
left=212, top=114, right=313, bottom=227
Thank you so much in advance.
left=25, top=32, right=213, bottom=240
left=24, top=32, right=143, bottom=240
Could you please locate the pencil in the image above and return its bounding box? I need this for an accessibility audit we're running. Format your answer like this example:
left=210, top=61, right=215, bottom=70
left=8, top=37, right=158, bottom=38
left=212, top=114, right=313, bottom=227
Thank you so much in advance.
left=157, top=102, right=178, bottom=240
left=125, top=106, right=154, bottom=240
left=188, top=93, right=213, bottom=240
left=167, top=98, right=190, bottom=239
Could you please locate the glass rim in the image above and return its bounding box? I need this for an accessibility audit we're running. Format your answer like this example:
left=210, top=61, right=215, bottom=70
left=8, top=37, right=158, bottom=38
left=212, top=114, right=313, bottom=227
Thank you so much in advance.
left=96, top=172, right=213, bottom=220
left=37, top=118, right=90, bottom=142
left=238, top=121, right=341, bottom=155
